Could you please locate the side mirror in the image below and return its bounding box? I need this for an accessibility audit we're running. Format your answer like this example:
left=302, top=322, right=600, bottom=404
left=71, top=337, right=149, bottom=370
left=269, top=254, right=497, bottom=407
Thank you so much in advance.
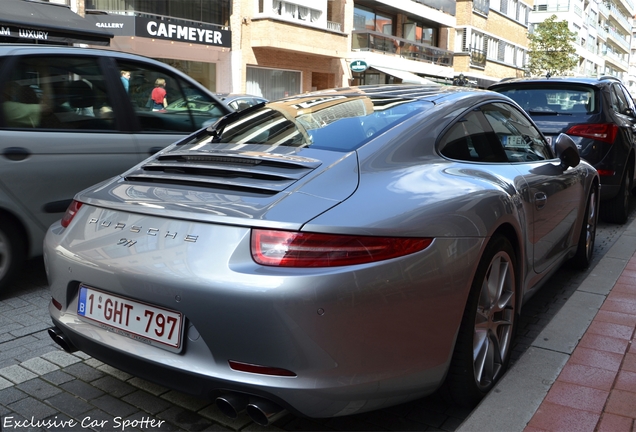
left=552, top=133, right=580, bottom=168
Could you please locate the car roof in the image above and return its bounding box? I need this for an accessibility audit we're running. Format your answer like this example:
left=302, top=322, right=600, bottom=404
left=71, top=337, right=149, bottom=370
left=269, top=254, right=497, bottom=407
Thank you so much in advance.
left=490, top=76, right=622, bottom=89
left=0, top=43, right=164, bottom=64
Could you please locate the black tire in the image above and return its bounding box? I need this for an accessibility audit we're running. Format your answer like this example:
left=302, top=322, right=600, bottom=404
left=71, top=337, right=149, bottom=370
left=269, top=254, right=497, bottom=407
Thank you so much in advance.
left=444, top=235, right=517, bottom=408
left=0, top=218, right=26, bottom=294
left=571, top=184, right=599, bottom=269
left=601, top=166, right=632, bottom=224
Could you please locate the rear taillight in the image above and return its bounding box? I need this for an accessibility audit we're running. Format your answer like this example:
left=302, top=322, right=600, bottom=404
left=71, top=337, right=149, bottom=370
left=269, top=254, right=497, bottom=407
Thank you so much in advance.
left=566, top=123, right=618, bottom=144
left=251, top=229, right=433, bottom=267
left=61, top=200, right=83, bottom=228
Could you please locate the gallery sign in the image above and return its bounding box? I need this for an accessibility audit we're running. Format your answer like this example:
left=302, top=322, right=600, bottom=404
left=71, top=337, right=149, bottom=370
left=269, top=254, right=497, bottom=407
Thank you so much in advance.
left=85, top=15, right=134, bottom=36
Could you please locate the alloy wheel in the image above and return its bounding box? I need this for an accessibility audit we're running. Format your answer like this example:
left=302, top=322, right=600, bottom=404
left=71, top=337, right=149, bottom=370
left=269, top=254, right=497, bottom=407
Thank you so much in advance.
left=473, top=250, right=515, bottom=390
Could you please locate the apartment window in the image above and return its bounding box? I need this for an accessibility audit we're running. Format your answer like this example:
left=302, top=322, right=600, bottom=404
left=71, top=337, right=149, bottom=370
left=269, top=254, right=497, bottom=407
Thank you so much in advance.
left=246, top=67, right=300, bottom=101
left=353, top=6, right=394, bottom=34
left=86, top=0, right=230, bottom=26
left=487, top=38, right=499, bottom=60
left=403, top=22, right=437, bottom=46
left=471, top=32, right=484, bottom=52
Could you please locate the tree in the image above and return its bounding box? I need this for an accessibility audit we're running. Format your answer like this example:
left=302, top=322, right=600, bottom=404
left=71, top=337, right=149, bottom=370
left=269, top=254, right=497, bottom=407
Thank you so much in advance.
left=527, top=15, right=577, bottom=77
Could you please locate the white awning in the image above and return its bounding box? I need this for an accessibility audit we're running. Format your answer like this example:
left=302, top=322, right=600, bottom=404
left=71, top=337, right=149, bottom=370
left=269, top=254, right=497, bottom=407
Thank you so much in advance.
left=371, top=66, right=439, bottom=85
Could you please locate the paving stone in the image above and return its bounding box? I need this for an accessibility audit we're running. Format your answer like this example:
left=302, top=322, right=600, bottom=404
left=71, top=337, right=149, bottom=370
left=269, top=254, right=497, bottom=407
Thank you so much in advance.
left=122, top=390, right=173, bottom=415
left=0, top=323, right=25, bottom=335
left=198, top=403, right=253, bottom=429
left=84, top=358, right=104, bottom=368
left=41, top=350, right=82, bottom=367
left=90, top=394, right=139, bottom=417
left=127, top=377, right=169, bottom=396
left=0, top=387, right=28, bottom=405
left=96, top=364, right=133, bottom=381
left=0, top=364, right=38, bottom=384
left=8, top=396, right=58, bottom=419
left=16, top=378, right=63, bottom=399
left=41, top=370, right=76, bottom=386
left=160, top=390, right=211, bottom=412
left=0, top=375, right=13, bottom=390
left=73, top=351, right=91, bottom=360
left=92, top=375, right=136, bottom=398
left=60, top=379, right=105, bottom=401
left=15, top=346, right=59, bottom=363
left=20, top=357, right=60, bottom=375
left=46, top=392, right=94, bottom=417
left=156, top=406, right=216, bottom=432
left=63, top=362, right=106, bottom=382
left=0, top=346, right=30, bottom=363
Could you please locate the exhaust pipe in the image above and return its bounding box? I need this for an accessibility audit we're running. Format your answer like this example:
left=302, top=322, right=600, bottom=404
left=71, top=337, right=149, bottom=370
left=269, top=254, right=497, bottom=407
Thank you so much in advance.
left=47, top=327, right=78, bottom=353
left=215, top=393, right=248, bottom=419
left=246, top=397, right=287, bottom=426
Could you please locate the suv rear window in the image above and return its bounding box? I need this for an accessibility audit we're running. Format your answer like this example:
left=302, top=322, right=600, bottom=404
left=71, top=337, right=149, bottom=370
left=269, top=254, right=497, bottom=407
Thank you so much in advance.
left=496, top=86, right=597, bottom=115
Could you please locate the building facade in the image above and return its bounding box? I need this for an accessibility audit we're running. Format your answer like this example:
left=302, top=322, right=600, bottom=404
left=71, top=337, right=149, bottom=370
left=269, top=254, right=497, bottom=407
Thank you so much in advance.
left=529, top=0, right=634, bottom=80
left=453, top=0, right=532, bottom=87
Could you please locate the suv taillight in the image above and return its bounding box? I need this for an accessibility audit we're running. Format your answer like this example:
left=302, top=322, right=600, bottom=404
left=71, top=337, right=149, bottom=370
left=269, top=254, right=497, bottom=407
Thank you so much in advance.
left=61, top=200, right=83, bottom=228
left=566, top=123, right=618, bottom=144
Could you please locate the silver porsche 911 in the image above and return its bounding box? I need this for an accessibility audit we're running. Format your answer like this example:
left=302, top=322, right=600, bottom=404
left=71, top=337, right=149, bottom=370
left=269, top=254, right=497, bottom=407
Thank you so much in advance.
left=45, top=85, right=599, bottom=425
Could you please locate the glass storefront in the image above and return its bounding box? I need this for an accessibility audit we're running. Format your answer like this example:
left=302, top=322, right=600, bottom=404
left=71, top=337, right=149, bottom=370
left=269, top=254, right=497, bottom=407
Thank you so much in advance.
left=247, top=67, right=300, bottom=101
left=158, top=59, right=216, bottom=92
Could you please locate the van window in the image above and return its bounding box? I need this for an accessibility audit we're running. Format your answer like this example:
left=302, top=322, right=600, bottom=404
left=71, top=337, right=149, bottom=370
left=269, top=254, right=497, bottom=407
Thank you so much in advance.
left=115, top=60, right=226, bottom=133
left=1, top=56, right=116, bottom=131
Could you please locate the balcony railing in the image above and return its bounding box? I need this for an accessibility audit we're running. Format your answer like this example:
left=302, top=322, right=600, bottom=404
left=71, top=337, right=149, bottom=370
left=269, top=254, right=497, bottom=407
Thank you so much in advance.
left=412, top=0, right=456, bottom=16
left=608, top=27, right=630, bottom=51
left=609, top=5, right=632, bottom=33
left=532, top=2, right=570, bottom=12
left=352, top=30, right=453, bottom=67
left=327, top=21, right=341, bottom=32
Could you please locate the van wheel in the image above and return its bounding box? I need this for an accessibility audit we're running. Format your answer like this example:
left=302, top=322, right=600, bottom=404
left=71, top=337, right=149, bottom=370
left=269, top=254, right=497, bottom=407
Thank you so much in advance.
left=601, top=166, right=631, bottom=224
left=0, top=219, right=26, bottom=294
left=445, top=235, right=517, bottom=407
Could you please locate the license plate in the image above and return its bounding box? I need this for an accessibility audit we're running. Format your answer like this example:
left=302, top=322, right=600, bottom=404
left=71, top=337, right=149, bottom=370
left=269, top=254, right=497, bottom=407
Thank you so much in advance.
left=78, top=285, right=183, bottom=349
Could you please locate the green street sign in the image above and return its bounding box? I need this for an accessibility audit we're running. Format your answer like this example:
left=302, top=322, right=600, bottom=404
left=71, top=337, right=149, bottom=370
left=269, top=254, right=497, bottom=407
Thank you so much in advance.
left=350, top=60, right=368, bottom=73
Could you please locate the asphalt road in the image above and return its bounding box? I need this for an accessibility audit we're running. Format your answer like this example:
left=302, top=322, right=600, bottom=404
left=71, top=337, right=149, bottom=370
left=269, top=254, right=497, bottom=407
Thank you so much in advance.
left=0, top=205, right=634, bottom=432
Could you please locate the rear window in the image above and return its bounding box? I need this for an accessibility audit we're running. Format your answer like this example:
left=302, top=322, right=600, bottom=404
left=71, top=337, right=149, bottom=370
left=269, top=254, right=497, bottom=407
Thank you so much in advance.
left=185, top=96, right=431, bottom=152
left=496, top=85, right=597, bottom=115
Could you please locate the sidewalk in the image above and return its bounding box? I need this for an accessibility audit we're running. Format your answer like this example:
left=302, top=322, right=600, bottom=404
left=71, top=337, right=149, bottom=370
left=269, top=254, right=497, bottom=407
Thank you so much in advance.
left=459, top=217, right=636, bottom=432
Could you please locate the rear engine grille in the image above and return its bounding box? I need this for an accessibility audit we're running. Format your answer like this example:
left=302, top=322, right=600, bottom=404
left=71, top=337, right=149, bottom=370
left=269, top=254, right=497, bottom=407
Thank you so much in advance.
left=124, top=152, right=321, bottom=195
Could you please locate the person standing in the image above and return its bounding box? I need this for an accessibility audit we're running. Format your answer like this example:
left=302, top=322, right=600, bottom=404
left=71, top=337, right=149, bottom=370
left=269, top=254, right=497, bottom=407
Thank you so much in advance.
left=120, top=70, right=131, bottom=93
left=151, top=78, right=168, bottom=111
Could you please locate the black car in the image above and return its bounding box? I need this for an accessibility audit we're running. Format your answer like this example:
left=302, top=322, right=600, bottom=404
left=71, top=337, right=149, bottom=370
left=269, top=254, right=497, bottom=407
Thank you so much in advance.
left=490, top=76, right=636, bottom=224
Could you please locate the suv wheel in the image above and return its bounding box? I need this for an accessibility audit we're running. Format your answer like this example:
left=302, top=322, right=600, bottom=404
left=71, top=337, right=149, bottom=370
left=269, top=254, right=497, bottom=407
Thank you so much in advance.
left=601, top=166, right=632, bottom=224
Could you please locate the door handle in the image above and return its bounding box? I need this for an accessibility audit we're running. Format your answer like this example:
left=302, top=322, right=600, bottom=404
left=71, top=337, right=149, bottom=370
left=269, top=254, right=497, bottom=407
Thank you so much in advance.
left=535, top=192, right=547, bottom=210
left=2, top=147, right=31, bottom=161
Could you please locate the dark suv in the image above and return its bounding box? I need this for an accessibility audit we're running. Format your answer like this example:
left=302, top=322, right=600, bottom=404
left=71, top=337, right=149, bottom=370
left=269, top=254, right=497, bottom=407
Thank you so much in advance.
left=490, top=76, right=636, bottom=224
